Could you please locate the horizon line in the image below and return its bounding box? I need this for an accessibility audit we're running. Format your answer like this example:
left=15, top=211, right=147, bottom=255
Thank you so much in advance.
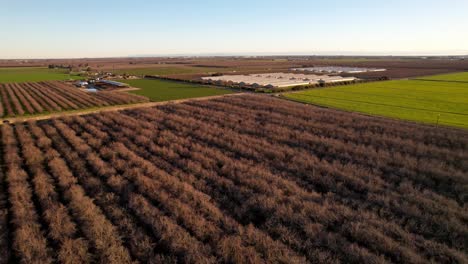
left=1, top=52, right=467, bottom=61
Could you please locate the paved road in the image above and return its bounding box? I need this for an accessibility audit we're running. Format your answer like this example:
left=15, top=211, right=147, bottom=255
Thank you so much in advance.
left=1, top=93, right=244, bottom=124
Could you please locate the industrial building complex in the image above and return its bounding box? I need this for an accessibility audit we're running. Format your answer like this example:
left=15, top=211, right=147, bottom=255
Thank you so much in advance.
left=292, top=66, right=386, bottom=74
left=202, top=73, right=357, bottom=88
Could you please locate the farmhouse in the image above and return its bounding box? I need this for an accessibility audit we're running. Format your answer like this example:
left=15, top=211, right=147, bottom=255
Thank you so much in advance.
left=202, top=73, right=357, bottom=88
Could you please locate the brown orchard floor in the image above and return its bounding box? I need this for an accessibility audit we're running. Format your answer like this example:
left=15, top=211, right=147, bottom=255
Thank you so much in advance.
left=0, top=94, right=466, bottom=263
left=0, top=93, right=243, bottom=124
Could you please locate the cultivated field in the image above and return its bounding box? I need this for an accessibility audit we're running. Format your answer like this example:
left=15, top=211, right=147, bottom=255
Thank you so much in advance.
left=285, top=75, right=468, bottom=128
left=123, top=79, right=233, bottom=102
left=0, top=95, right=466, bottom=263
left=115, top=66, right=236, bottom=77
left=414, top=71, right=468, bottom=82
left=0, top=67, right=80, bottom=83
left=0, top=81, right=149, bottom=118
left=4, top=57, right=467, bottom=80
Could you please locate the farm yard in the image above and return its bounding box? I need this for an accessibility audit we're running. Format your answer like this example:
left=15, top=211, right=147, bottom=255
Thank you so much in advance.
left=0, top=67, right=80, bottom=83
left=0, top=94, right=466, bottom=263
left=0, top=81, right=149, bottom=118
left=285, top=74, right=468, bottom=128
left=123, top=79, right=234, bottom=102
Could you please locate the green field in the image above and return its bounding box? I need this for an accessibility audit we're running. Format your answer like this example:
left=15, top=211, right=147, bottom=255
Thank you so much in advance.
left=0, top=67, right=80, bottom=83
left=414, top=72, right=468, bottom=82
left=122, top=79, right=234, bottom=102
left=285, top=73, right=468, bottom=128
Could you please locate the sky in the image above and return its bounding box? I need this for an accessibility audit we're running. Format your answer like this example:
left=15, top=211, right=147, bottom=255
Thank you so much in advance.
left=1, top=0, right=468, bottom=59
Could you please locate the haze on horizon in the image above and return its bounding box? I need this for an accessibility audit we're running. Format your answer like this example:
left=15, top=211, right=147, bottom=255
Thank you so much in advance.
left=1, top=0, right=467, bottom=59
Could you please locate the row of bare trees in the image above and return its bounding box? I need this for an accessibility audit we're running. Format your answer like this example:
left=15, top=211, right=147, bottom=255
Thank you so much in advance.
left=62, top=114, right=306, bottom=263
left=1, top=124, right=52, bottom=263
left=48, top=118, right=180, bottom=263
left=36, top=122, right=133, bottom=263
left=120, top=95, right=466, bottom=263
left=0, top=122, right=136, bottom=262
left=78, top=100, right=465, bottom=259
left=0, top=81, right=148, bottom=117
left=114, top=108, right=442, bottom=263
left=1, top=94, right=466, bottom=263
left=0, top=127, right=10, bottom=263
left=14, top=123, right=91, bottom=263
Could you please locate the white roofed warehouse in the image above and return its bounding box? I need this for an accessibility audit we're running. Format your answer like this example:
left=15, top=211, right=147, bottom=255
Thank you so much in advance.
left=202, top=73, right=357, bottom=88
left=292, top=66, right=386, bottom=74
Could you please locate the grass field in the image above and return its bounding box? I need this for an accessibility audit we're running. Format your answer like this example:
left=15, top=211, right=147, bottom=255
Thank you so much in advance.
left=0, top=67, right=80, bottom=83
left=285, top=73, right=468, bottom=128
left=122, top=79, right=234, bottom=102
left=414, top=72, right=468, bottom=82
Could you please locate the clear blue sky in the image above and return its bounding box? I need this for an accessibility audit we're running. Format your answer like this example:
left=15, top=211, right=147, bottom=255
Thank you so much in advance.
left=1, top=0, right=467, bottom=58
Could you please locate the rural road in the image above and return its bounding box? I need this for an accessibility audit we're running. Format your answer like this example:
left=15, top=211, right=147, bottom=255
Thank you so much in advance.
left=1, top=92, right=245, bottom=124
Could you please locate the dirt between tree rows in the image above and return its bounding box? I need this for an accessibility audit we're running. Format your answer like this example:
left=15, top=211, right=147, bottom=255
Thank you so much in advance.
left=0, top=93, right=243, bottom=124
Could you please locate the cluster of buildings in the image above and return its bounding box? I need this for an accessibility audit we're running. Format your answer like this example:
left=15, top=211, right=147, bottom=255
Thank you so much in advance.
left=202, top=73, right=357, bottom=88
left=74, top=79, right=129, bottom=91
left=292, top=66, right=386, bottom=74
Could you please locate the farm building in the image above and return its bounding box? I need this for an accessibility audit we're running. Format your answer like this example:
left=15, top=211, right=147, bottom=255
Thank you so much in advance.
left=74, top=81, right=88, bottom=87
left=202, top=73, right=357, bottom=88
left=292, top=66, right=386, bottom=74
left=94, top=80, right=129, bottom=89
left=85, top=88, right=98, bottom=92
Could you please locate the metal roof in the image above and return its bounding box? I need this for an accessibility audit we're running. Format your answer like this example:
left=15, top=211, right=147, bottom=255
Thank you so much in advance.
left=292, top=67, right=386, bottom=73
left=97, top=80, right=129, bottom=87
left=202, top=73, right=357, bottom=88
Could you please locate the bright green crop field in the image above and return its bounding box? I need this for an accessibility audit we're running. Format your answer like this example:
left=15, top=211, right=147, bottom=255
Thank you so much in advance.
left=0, top=67, right=80, bottom=83
left=285, top=72, right=468, bottom=128
left=414, top=72, right=468, bottom=82
left=122, top=79, right=234, bottom=102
